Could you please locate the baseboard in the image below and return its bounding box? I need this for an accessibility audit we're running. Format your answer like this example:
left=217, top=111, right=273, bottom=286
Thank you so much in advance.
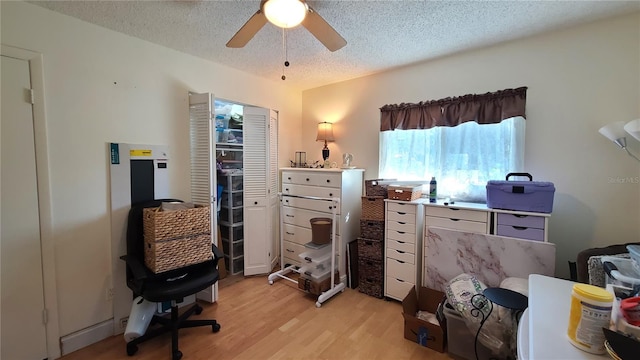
left=60, top=319, right=114, bottom=356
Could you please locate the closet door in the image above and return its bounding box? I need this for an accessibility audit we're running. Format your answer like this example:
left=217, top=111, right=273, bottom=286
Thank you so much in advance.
left=188, top=92, right=217, bottom=302
left=268, top=111, right=279, bottom=271
left=243, top=106, right=273, bottom=275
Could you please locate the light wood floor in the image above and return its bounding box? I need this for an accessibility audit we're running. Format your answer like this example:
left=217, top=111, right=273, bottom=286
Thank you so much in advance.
left=60, top=275, right=453, bottom=360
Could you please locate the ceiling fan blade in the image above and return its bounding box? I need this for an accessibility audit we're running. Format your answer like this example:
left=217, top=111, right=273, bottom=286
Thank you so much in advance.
left=301, top=6, right=346, bottom=52
left=226, top=10, right=268, bottom=48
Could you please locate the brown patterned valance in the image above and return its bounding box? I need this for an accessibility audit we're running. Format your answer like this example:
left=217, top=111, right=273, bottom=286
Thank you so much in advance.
left=380, top=87, right=527, bottom=131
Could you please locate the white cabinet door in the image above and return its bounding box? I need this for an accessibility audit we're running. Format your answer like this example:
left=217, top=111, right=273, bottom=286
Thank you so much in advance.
left=243, top=106, right=276, bottom=275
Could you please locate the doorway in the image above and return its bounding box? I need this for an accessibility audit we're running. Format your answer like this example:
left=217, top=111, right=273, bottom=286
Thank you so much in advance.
left=1, top=46, right=59, bottom=359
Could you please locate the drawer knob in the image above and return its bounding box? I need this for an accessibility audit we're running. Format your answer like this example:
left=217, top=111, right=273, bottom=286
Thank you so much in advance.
left=449, top=218, right=460, bottom=222
left=396, top=278, right=405, bottom=283
left=329, top=193, right=333, bottom=197
left=287, top=177, right=291, bottom=180
left=397, top=231, right=406, bottom=234
left=328, top=206, right=333, bottom=210
left=398, top=212, right=406, bottom=215
left=254, top=201, right=258, bottom=205
left=286, top=249, right=294, bottom=253
left=306, top=178, right=310, bottom=181
left=286, top=231, right=294, bottom=235
left=398, top=221, right=406, bottom=225
left=286, top=214, right=294, bottom=217
left=326, top=179, right=330, bottom=183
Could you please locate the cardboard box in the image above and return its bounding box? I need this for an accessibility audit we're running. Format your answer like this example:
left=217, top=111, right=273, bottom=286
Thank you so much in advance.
left=402, top=286, right=446, bottom=352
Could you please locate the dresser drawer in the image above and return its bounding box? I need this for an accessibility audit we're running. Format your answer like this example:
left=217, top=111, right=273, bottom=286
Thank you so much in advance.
left=386, top=229, right=416, bottom=244
left=387, top=201, right=417, bottom=214
left=425, top=216, right=487, bottom=233
left=283, top=241, right=306, bottom=260
left=497, top=213, right=545, bottom=229
left=282, top=206, right=341, bottom=235
left=386, top=210, right=416, bottom=224
left=283, top=255, right=300, bottom=268
left=386, top=247, right=415, bottom=264
left=282, top=223, right=310, bottom=245
left=386, top=220, right=415, bottom=234
left=387, top=238, right=415, bottom=252
left=425, top=206, right=489, bottom=222
left=282, top=171, right=341, bottom=188
left=386, top=257, right=416, bottom=283
left=496, top=225, right=544, bottom=242
left=281, top=180, right=340, bottom=214
left=385, top=277, right=414, bottom=301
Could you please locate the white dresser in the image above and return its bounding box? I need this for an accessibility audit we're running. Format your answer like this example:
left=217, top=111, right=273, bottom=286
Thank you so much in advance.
left=384, top=199, right=424, bottom=301
left=422, top=201, right=551, bottom=287
left=280, top=168, right=363, bottom=280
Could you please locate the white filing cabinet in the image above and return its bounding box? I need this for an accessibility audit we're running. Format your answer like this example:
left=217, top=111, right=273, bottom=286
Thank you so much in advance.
left=384, top=199, right=424, bottom=301
left=280, top=168, right=363, bottom=280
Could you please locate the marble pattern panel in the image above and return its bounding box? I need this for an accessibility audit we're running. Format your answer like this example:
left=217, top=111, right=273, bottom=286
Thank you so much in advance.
left=423, top=227, right=556, bottom=291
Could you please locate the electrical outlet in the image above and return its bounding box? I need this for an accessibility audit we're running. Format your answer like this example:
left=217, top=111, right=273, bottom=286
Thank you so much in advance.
left=106, top=288, right=114, bottom=301
left=119, top=317, right=128, bottom=329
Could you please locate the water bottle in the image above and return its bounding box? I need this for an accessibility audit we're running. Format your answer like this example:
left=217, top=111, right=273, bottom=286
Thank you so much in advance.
left=429, top=177, right=437, bottom=203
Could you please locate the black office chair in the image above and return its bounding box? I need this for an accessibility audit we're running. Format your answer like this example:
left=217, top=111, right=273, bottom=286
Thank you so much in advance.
left=120, top=199, right=222, bottom=360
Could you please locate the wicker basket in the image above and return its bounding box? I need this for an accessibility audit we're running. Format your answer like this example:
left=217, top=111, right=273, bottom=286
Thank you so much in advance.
left=365, top=179, right=395, bottom=197
left=360, top=219, right=385, bottom=241
left=361, top=196, right=385, bottom=221
left=358, top=258, right=384, bottom=298
left=357, top=238, right=384, bottom=260
left=143, top=205, right=211, bottom=242
left=388, top=185, right=423, bottom=201
left=143, top=205, right=212, bottom=273
left=144, top=234, right=213, bottom=273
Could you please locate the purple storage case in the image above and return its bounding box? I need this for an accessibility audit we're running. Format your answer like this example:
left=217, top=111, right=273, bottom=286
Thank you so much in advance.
left=486, top=173, right=555, bottom=213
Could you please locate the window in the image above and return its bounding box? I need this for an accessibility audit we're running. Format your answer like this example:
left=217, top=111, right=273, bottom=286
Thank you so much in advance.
left=379, top=116, right=525, bottom=202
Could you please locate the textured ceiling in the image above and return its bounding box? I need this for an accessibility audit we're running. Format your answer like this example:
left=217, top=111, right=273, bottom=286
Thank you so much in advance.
left=29, top=0, right=640, bottom=90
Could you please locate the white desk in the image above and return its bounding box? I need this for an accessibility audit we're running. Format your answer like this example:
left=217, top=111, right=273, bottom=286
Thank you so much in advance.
left=520, top=274, right=607, bottom=359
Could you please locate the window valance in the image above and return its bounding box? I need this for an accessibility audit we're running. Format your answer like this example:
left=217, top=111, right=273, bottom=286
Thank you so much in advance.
left=379, top=86, right=527, bottom=131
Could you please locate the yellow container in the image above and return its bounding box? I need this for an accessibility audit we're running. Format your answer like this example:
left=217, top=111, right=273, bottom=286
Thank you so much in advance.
left=567, top=283, right=613, bottom=354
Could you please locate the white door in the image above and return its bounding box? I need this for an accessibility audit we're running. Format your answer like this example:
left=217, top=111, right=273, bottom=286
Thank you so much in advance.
left=189, top=92, right=218, bottom=302
left=1, top=55, right=48, bottom=359
left=243, top=106, right=271, bottom=275
left=268, top=111, right=279, bottom=271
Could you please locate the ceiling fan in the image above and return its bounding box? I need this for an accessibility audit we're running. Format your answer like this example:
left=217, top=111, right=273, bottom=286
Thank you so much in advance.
left=226, top=0, right=347, bottom=52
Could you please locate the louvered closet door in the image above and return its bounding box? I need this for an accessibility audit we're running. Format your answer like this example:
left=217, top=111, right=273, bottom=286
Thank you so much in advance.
left=188, top=92, right=217, bottom=302
left=268, top=110, right=279, bottom=271
left=243, top=106, right=271, bottom=275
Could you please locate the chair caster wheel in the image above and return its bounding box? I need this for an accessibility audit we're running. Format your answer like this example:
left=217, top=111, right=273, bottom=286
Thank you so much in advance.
left=195, top=304, right=203, bottom=315
left=213, top=323, right=221, bottom=332
left=172, top=350, right=182, bottom=360
left=126, top=343, right=138, bottom=356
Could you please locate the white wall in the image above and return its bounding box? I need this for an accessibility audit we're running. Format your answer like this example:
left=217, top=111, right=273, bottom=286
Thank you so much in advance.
left=1, top=0, right=302, bottom=343
left=302, top=12, right=640, bottom=279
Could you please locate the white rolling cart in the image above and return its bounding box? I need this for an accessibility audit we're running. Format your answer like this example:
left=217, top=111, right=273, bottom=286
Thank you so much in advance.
left=268, top=193, right=345, bottom=307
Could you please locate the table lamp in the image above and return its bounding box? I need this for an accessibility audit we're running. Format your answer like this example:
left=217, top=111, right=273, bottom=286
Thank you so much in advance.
left=316, top=122, right=335, bottom=161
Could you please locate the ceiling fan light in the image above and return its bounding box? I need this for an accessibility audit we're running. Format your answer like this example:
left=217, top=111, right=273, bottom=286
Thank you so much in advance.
left=263, top=0, right=307, bottom=29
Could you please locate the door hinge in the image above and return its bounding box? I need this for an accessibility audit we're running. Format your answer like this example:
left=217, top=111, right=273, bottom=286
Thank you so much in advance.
left=28, top=88, right=35, bottom=104
left=42, top=308, right=48, bottom=325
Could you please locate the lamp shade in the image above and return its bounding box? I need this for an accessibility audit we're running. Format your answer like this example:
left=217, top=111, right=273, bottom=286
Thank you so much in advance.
left=263, top=0, right=307, bottom=29
left=599, top=121, right=627, bottom=143
left=624, top=119, right=640, bottom=142
left=316, top=122, right=335, bottom=142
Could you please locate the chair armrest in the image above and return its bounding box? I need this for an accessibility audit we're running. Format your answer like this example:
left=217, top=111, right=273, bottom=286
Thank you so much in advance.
left=120, top=255, right=148, bottom=281
left=212, top=244, right=223, bottom=265
left=212, top=244, right=223, bottom=260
